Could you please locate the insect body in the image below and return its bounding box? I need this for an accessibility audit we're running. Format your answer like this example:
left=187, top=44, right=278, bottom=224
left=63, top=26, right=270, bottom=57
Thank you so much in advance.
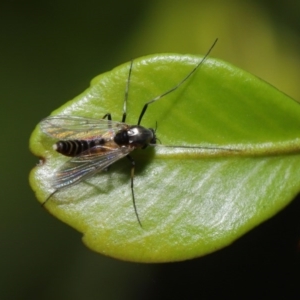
left=40, top=39, right=218, bottom=227
left=52, top=122, right=156, bottom=157
left=41, top=116, right=157, bottom=226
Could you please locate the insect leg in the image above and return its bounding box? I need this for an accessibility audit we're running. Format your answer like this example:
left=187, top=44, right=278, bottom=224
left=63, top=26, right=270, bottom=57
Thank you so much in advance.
left=122, top=59, right=134, bottom=123
left=126, top=154, right=143, bottom=228
left=137, top=38, right=218, bottom=125
left=41, top=189, right=58, bottom=207
left=102, top=113, right=113, bottom=130
left=102, top=113, right=112, bottom=120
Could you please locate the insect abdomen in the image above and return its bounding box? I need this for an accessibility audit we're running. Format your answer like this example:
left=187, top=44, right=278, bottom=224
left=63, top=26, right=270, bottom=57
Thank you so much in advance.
left=54, top=139, right=104, bottom=157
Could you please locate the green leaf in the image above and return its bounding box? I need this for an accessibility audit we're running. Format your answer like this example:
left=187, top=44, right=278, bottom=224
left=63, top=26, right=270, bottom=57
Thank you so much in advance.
left=29, top=54, right=300, bottom=262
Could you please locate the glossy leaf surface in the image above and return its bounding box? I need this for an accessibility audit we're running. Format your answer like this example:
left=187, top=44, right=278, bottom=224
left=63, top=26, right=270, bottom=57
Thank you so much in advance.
left=29, top=54, right=300, bottom=262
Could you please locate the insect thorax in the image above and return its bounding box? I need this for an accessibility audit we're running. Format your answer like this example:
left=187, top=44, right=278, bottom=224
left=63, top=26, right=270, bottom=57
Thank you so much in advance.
left=114, top=125, right=156, bottom=149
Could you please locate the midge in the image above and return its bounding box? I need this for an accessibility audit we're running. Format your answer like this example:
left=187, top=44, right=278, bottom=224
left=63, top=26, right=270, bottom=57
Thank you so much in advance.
left=40, top=39, right=218, bottom=227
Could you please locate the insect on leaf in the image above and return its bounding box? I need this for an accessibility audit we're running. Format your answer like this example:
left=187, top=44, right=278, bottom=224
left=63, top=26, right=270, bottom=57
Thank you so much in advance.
left=29, top=54, right=300, bottom=262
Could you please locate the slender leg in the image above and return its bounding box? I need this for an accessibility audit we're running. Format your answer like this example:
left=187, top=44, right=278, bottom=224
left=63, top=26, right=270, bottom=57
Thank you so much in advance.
left=102, top=113, right=112, bottom=171
left=122, top=60, right=134, bottom=123
left=41, top=189, right=57, bottom=207
left=102, top=113, right=112, bottom=130
left=102, top=113, right=112, bottom=120
left=126, top=154, right=143, bottom=228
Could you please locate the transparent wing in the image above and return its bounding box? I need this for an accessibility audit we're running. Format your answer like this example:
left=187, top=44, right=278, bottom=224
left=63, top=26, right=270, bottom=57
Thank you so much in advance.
left=52, top=145, right=132, bottom=189
left=40, top=115, right=127, bottom=140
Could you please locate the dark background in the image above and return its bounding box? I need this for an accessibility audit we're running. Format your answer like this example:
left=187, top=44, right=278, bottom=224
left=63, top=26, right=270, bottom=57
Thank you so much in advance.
left=1, top=1, right=300, bottom=299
